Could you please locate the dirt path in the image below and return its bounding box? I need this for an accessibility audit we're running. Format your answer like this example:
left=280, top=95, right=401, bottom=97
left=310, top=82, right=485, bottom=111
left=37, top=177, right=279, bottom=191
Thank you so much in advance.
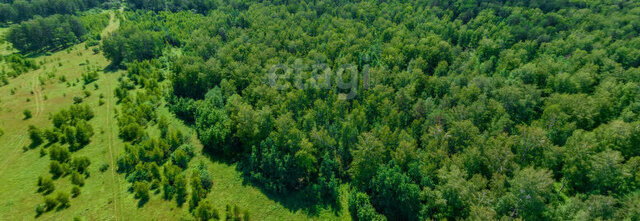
left=103, top=10, right=121, bottom=221
left=32, top=74, right=43, bottom=118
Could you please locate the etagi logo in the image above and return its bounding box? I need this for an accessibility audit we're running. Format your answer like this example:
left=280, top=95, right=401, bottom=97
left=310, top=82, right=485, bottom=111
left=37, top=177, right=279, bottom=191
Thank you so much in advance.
left=267, top=63, right=370, bottom=100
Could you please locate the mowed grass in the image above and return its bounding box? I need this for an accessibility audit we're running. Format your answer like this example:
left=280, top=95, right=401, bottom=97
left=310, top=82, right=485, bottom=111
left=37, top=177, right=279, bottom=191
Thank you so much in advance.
left=0, top=11, right=349, bottom=220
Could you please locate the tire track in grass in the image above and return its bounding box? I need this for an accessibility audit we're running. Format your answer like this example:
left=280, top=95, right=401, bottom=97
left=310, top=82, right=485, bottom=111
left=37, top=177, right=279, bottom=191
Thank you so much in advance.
left=103, top=11, right=121, bottom=221
left=106, top=66, right=120, bottom=221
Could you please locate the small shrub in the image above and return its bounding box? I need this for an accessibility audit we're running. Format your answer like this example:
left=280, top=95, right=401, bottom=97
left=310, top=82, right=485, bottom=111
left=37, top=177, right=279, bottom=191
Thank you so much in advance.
left=35, top=204, right=45, bottom=216
left=49, top=161, right=64, bottom=178
left=71, top=186, right=81, bottom=198
left=71, top=172, right=85, bottom=186
left=99, top=163, right=109, bottom=172
left=23, top=109, right=32, bottom=119
left=73, top=96, right=83, bottom=104
left=28, top=125, right=44, bottom=148
left=133, top=181, right=150, bottom=203
left=56, top=191, right=70, bottom=208
left=44, top=196, right=57, bottom=211
left=37, top=176, right=55, bottom=194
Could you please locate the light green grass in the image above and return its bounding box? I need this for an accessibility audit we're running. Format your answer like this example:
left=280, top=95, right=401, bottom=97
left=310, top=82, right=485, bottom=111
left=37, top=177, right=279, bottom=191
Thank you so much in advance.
left=0, top=10, right=349, bottom=220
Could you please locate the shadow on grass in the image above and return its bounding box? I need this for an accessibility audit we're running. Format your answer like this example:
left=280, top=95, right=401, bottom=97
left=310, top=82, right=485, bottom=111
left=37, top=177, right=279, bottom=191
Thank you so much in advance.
left=137, top=197, right=149, bottom=208
left=103, top=62, right=123, bottom=73
left=200, top=149, right=343, bottom=217
left=55, top=204, right=69, bottom=212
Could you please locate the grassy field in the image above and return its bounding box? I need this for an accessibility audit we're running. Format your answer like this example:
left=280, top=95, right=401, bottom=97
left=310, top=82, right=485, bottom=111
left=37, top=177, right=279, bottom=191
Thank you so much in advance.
left=0, top=11, right=349, bottom=220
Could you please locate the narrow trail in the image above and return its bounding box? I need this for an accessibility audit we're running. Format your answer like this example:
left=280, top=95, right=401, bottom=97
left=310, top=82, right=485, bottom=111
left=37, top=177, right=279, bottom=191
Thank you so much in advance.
left=106, top=71, right=119, bottom=221
left=103, top=10, right=121, bottom=221
left=32, top=73, right=43, bottom=118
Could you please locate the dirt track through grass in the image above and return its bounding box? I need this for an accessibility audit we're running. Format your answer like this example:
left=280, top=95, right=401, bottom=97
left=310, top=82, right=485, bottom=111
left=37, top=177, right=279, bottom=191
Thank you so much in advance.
left=103, top=11, right=121, bottom=221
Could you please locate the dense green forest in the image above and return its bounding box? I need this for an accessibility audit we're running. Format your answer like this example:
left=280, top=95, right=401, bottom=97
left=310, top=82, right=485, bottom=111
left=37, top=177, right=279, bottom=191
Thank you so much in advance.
left=0, top=0, right=114, bottom=23
left=97, top=0, right=640, bottom=220
left=3, top=0, right=640, bottom=220
left=6, top=12, right=109, bottom=52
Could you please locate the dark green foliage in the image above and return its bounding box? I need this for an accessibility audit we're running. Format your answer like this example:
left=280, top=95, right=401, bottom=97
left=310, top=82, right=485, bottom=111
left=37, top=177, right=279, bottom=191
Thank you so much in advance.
left=48, top=145, right=70, bottom=163
left=194, top=200, right=219, bottom=221
left=73, top=96, right=84, bottom=104
left=32, top=102, right=96, bottom=213
left=175, top=174, right=188, bottom=207
left=99, top=163, right=109, bottom=172
left=70, top=171, right=85, bottom=186
left=497, top=167, right=555, bottom=220
left=49, top=104, right=95, bottom=150
left=102, top=27, right=163, bottom=66
left=7, top=15, right=85, bottom=53
left=0, top=0, right=111, bottom=23
left=35, top=204, right=45, bottom=216
left=70, top=156, right=91, bottom=174
left=224, top=204, right=249, bottom=221
left=95, top=1, right=640, bottom=219
left=82, top=71, right=99, bottom=85
left=37, top=176, right=55, bottom=194
left=28, top=125, right=43, bottom=147
left=55, top=191, right=70, bottom=208
left=43, top=195, right=57, bottom=211
left=348, top=191, right=386, bottom=221
left=170, top=149, right=190, bottom=169
left=71, top=186, right=81, bottom=198
left=349, top=133, right=388, bottom=188
left=133, top=181, right=150, bottom=203
left=0, top=54, right=38, bottom=78
left=189, top=171, right=206, bottom=210
left=162, top=164, right=180, bottom=200
left=118, top=122, right=145, bottom=142
left=49, top=161, right=65, bottom=178
left=369, top=165, right=421, bottom=220
left=23, top=109, right=32, bottom=119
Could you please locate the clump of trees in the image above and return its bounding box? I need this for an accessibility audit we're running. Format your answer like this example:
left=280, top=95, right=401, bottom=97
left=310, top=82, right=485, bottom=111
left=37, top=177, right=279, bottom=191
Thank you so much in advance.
left=0, top=0, right=111, bottom=24
left=7, top=15, right=87, bottom=53
left=102, top=27, right=163, bottom=66
left=113, top=61, right=202, bottom=209
left=44, top=104, right=95, bottom=150
left=6, top=13, right=109, bottom=53
left=0, top=54, right=39, bottom=83
left=33, top=104, right=95, bottom=215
